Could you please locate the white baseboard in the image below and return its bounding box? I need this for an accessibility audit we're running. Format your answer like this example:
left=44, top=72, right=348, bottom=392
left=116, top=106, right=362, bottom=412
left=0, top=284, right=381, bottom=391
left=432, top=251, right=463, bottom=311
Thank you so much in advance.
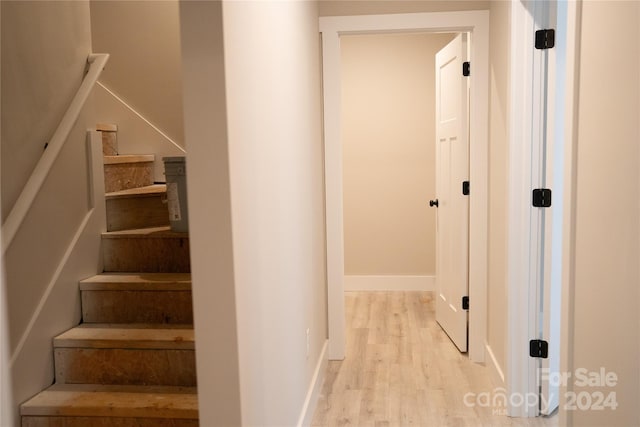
left=344, top=275, right=435, bottom=291
left=297, top=340, right=328, bottom=427
left=485, top=343, right=505, bottom=387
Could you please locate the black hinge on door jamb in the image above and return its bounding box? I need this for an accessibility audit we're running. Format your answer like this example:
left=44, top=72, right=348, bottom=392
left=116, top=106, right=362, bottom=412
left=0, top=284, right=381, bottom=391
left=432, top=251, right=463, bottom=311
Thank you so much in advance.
left=535, top=29, right=555, bottom=49
left=462, top=61, right=471, bottom=77
left=462, top=296, right=469, bottom=310
left=532, top=188, right=552, bottom=207
left=529, top=339, right=549, bottom=358
left=462, top=181, right=470, bottom=196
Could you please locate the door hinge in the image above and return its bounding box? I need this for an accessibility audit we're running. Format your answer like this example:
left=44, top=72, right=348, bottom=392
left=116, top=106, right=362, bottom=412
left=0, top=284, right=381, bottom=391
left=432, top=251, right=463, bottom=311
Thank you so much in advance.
left=532, top=188, right=552, bottom=207
left=462, top=296, right=469, bottom=310
left=535, top=29, right=555, bottom=50
left=529, top=339, right=549, bottom=358
left=462, top=181, right=470, bottom=196
left=462, top=61, right=470, bottom=77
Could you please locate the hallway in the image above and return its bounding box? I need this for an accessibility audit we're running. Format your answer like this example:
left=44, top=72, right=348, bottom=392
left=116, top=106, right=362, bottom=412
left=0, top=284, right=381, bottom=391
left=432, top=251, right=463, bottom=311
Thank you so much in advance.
left=311, top=292, right=558, bottom=426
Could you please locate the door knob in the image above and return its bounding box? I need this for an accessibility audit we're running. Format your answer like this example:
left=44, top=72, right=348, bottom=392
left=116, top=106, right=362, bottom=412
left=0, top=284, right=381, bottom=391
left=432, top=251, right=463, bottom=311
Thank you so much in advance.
left=429, top=199, right=439, bottom=208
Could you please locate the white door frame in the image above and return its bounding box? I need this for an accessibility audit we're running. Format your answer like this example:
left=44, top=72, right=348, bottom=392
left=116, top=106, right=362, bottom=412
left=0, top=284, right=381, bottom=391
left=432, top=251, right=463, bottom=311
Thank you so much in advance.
left=507, top=0, right=580, bottom=418
left=506, top=0, right=543, bottom=417
left=320, top=10, right=490, bottom=363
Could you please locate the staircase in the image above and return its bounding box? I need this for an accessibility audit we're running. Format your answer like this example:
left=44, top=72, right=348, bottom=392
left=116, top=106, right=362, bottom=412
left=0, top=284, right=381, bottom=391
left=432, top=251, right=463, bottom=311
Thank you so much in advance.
left=20, top=125, right=198, bottom=426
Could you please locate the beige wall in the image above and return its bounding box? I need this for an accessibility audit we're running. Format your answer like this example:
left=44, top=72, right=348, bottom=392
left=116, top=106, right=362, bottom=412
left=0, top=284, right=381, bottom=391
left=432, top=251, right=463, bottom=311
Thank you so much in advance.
left=1, top=3, right=101, bottom=426
left=341, top=33, right=454, bottom=276
left=1, top=1, right=92, bottom=219
left=181, top=1, right=327, bottom=425
left=569, top=1, right=640, bottom=425
left=90, top=0, right=184, bottom=147
left=319, top=0, right=489, bottom=16
left=0, top=4, right=11, bottom=426
left=486, top=0, right=510, bottom=381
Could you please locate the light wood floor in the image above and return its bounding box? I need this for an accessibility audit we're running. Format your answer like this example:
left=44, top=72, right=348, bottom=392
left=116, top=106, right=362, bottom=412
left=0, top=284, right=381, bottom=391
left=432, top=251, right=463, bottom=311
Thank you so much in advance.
left=311, top=292, right=559, bottom=427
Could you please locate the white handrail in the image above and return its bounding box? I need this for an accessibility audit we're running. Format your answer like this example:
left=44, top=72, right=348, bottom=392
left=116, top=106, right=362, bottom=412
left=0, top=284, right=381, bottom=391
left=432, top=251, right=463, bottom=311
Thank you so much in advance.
left=1, top=53, right=109, bottom=254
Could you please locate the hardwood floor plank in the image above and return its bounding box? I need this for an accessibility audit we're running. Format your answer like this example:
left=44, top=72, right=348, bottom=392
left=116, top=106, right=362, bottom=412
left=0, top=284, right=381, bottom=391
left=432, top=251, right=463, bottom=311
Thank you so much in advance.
left=311, top=291, right=558, bottom=427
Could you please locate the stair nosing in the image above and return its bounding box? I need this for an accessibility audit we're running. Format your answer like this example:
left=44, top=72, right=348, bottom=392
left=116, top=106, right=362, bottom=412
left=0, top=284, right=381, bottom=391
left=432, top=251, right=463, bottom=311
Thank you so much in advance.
left=80, top=274, right=191, bottom=291
left=106, top=184, right=167, bottom=200
left=81, top=284, right=191, bottom=291
left=81, top=273, right=191, bottom=282
left=104, top=154, right=155, bottom=165
left=20, top=384, right=198, bottom=419
left=97, top=123, right=118, bottom=132
left=76, top=323, right=194, bottom=329
left=102, top=226, right=188, bottom=239
left=53, top=326, right=195, bottom=350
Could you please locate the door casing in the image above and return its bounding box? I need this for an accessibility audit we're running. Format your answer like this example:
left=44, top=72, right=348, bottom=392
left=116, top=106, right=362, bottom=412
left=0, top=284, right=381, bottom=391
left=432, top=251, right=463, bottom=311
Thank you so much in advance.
left=507, top=0, right=580, bottom=418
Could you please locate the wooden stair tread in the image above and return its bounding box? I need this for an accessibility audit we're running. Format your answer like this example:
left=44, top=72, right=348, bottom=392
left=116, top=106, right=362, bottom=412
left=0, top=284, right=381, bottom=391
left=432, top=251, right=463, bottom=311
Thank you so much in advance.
left=106, top=184, right=166, bottom=200
left=102, top=226, right=188, bottom=239
left=21, top=384, right=198, bottom=419
left=97, top=123, right=118, bottom=132
left=54, top=326, right=194, bottom=349
left=76, top=323, right=194, bottom=329
left=104, top=154, right=155, bottom=165
left=80, top=273, right=191, bottom=291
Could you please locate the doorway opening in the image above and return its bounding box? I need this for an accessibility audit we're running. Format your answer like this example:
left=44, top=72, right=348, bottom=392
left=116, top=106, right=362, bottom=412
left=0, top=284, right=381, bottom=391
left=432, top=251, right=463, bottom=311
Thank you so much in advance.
left=340, top=31, right=456, bottom=294
left=320, top=10, right=490, bottom=364
left=340, top=29, right=473, bottom=356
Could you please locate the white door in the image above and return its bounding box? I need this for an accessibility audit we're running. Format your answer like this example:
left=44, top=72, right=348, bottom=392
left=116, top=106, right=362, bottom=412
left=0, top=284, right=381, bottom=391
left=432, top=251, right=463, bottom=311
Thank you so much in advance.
left=433, top=34, right=470, bottom=352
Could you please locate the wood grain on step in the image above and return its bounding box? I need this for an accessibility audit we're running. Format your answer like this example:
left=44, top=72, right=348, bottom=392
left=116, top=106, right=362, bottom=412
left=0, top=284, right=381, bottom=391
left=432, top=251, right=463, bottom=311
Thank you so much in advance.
left=102, top=226, right=187, bottom=238
left=55, top=348, right=196, bottom=386
left=76, top=323, right=193, bottom=329
left=22, top=417, right=199, bottom=427
left=104, top=162, right=154, bottom=193
left=20, top=384, right=198, bottom=419
left=101, top=131, right=118, bottom=156
left=82, top=290, right=193, bottom=324
left=80, top=273, right=191, bottom=291
left=54, top=327, right=194, bottom=349
left=102, top=227, right=190, bottom=273
left=106, top=184, right=167, bottom=199
left=104, top=154, right=155, bottom=165
left=97, top=123, right=118, bottom=132
left=106, top=193, right=170, bottom=232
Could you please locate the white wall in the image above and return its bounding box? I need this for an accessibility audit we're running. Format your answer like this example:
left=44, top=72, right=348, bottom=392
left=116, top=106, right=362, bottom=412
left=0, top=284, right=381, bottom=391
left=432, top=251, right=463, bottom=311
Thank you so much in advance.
left=341, top=33, right=454, bottom=277
left=486, top=0, right=510, bottom=383
left=222, top=1, right=327, bottom=424
left=179, top=2, right=242, bottom=425
left=180, top=1, right=327, bottom=425
left=568, top=1, right=640, bottom=425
